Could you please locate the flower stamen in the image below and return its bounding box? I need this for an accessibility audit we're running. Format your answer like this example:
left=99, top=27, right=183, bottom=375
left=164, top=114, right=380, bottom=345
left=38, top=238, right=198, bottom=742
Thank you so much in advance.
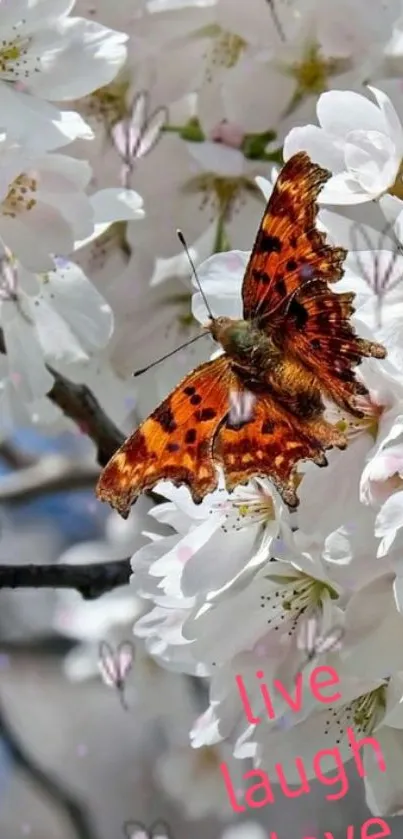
left=2, top=173, right=37, bottom=218
left=211, top=480, right=276, bottom=532
left=259, top=571, right=339, bottom=636
left=324, top=684, right=387, bottom=743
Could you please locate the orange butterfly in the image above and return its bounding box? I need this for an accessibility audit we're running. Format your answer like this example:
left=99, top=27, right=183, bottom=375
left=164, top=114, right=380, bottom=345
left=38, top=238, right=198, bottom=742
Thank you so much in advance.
left=96, top=151, right=386, bottom=519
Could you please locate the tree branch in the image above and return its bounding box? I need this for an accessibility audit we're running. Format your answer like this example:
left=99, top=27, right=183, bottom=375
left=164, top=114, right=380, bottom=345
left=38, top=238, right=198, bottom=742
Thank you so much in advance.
left=0, top=559, right=132, bottom=599
left=47, top=366, right=126, bottom=467
left=0, top=332, right=155, bottom=599
left=0, top=455, right=100, bottom=503
left=0, top=441, right=37, bottom=469
left=0, top=326, right=126, bottom=467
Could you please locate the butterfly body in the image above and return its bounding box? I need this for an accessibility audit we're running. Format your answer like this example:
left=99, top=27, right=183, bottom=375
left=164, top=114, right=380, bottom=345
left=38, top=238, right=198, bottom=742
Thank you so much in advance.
left=209, top=315, right=322, bottom=421
left=209, top=316, right=281, bottom=375
left=96, top=152, right=386, bottom=518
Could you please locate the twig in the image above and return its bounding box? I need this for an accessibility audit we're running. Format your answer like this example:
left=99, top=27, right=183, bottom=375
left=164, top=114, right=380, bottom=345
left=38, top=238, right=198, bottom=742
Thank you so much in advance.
left=47, top=367, right=125, bottom=468
left=0, top=442, right=37, bottom=469
left=0, top=558, right=132, bottom=599
left=0, top=455, right=100, bottom=503
left=0, top=698, right=99, bottom=839
left=0, top=327, right=126, bottom=467
left=0, top=335, right=162, bottom=595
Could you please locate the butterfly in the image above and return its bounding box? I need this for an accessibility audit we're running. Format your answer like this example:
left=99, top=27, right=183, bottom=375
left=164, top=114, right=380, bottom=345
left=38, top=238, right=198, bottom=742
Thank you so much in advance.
left=98, top=640, right=135, bottom=711
left=111, top=89, right=168, bottom=186
left=96, top=151, right=386, bottom=519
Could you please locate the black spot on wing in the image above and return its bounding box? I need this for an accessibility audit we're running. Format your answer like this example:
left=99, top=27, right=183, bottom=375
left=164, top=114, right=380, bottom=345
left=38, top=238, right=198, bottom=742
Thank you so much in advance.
left=185, top=428, right=197, bottom=444
left=258, top=233, right=282, bottom=253
left=275, top=277, right=286, bottom=296
left=195, top=408, right=217, bottom=422
left=261, top=420, right=275, bottom=435
left=288, top=299, right=308, bottom=330
left=154, top=402, right=177, bottom=432
left=252, top=268, right=271, bottom=285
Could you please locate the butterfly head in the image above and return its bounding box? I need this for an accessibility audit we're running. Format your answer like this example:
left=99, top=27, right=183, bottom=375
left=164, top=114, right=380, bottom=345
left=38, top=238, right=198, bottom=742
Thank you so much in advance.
left=208, top=316, right=259, bottom=358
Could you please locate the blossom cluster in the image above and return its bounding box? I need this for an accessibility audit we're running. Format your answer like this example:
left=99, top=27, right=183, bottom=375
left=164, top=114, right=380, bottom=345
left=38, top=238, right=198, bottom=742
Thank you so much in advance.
left=0, top=0, right=144, bottom=437
left=8, top=0, right=403, bottom=829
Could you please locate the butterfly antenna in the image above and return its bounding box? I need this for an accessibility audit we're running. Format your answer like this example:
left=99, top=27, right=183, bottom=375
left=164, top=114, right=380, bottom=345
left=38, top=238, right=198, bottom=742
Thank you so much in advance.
left=132, top=332, right=208, bottom=378
left=177, top=229, right=215, bottom=322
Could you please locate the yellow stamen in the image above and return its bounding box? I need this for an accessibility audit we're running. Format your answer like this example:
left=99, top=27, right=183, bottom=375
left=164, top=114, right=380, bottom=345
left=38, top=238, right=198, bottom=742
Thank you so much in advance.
left=2, top=173, right=37, bottom=218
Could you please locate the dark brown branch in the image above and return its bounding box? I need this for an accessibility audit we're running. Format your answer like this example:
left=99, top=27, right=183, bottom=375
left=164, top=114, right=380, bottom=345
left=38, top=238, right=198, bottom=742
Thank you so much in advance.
left=47, top=366, right=126, bottom=467
left=0, top=559, right=132, bottom=599
left=0, top=327, right=126, bottom=468
left=0, top=331, right=161, bottom=598
left=0, top=441, right=37, bottom=469
left=0, top=456, right=100, bottom=503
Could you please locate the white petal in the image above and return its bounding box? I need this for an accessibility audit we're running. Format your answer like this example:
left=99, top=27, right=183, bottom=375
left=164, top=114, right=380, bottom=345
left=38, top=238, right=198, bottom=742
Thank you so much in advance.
left=344, top=130, right=399, bottom=194
left=185, top=141, right=245, bottom=177
left=2, top=310, right=53, bottom=401
left=0, top=84, right=92, bottom=150
left=152, top=483, right=216, bottom=523
left=40, top=261, right=113, bottom=352
left=31, top=19, right=128, bottom=100
left=368, top=85, right=403, bottom=154
left=150, top=222, right=217, bottom=288
left=284, top=125, right=345, bottom=172
left=6, top=0, right=75, bottom=31
left=319, top=172, right=372, bottom=204
left=376, top=491, right=403, bottom=538
left=255, top=176, right=272, bottom=202
left=30, top=296, right=89, bottom=363
left=192, top=251, right=248, bottom=323
left=0, top=208, right=73, bottom=272
left=90, top=188, right=144, bottom=224
left=317, top=90, right=388, bottom=137
left=35, top=153, right=93, bottom=191
left=364, top=727, right=403, bottom=816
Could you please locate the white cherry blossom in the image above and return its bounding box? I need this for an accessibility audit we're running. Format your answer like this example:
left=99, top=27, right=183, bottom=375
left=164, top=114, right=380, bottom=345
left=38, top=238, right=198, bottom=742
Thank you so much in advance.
left=0, top=0, right=128, bottom=146
left=131, top=477, right=289, bottom=599
left=284, top=86, right=403, bottom=204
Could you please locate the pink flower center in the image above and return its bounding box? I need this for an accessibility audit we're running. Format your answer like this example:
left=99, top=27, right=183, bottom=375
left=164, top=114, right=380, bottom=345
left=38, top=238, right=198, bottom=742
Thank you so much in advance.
left=210, top=120, right=245, bottom=149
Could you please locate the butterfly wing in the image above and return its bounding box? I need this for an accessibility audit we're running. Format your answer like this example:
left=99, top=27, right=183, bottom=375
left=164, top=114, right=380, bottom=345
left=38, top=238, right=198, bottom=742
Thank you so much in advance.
left=96, top=356, right=237, bottom=517
left=213, top=388, right=343, bottom=507
left=241, top=151, right=386, bottom=416
left=282, top=277, right=386, bottom=416
left=242, top=151, right=345, bottom=323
